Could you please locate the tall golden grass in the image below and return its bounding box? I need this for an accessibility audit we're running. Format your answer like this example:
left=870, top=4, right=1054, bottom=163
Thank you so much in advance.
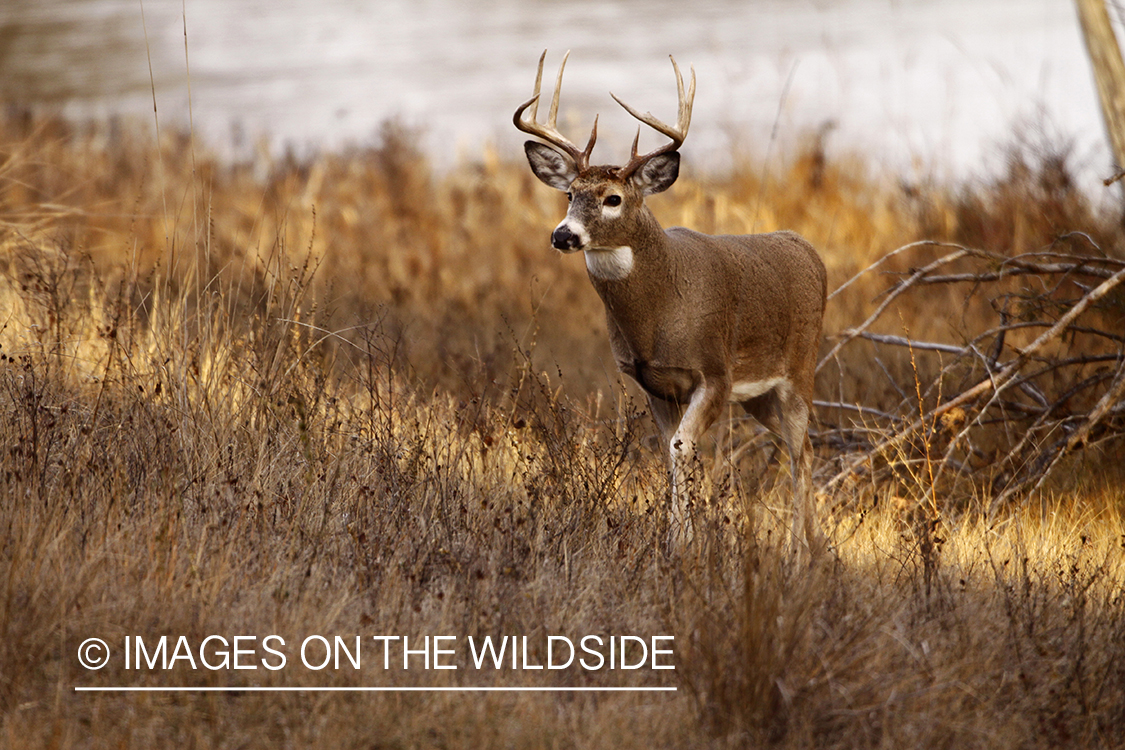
left=2, top=107, right=1124, bottom=748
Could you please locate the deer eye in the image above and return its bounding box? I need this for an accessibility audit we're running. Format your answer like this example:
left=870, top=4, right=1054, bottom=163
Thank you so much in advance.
left=566, top=191, right=573, bottom=202
left=604, top=195, right=622, bottom=207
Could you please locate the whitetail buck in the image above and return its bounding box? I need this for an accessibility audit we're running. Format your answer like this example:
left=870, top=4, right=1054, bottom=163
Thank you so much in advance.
left=514, top=51, right=827, bottom=550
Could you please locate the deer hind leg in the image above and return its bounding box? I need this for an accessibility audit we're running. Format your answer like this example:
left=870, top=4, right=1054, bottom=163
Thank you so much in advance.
left=773, top=390, right=824, bottom=556
left=742, top=387, right=823, bottom=556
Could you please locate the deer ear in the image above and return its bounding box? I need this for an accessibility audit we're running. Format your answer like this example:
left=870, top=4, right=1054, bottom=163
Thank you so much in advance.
left=632, top=152, right=680, bottom=195
left=524, top=141, right=577, bottom=191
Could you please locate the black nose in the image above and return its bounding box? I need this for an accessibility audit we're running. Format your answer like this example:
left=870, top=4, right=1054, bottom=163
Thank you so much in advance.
left=551, top=225, right=581, bottom=251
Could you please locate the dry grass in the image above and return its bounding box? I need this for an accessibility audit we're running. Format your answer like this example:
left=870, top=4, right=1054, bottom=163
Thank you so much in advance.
left=2, top=107, right=1125, bottom=748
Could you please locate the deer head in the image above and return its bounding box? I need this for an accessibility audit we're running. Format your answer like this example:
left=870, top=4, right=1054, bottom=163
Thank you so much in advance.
left=513, top=51, right=696, bottom=254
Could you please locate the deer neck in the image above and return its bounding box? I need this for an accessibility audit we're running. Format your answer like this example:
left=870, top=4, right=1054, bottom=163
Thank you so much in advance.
left=587, top=207, right=678, bottom=358
left=584, top=206, right=669, bottom=285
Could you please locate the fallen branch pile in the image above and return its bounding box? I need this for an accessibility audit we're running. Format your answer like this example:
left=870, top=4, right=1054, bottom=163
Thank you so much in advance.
left=815, top=237, right=1125, bottom=513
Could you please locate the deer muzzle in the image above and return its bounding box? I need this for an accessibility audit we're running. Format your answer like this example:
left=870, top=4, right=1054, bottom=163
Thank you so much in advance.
left=551, top=222, right=585, bottom=253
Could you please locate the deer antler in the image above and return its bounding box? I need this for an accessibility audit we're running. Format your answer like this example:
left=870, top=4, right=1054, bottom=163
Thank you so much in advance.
left=513, top=50, right=598, bottom=172
left=613, top=56, right=696, bottom=178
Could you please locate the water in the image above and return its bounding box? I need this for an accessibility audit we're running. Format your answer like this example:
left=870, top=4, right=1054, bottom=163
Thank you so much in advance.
left=0, top=0, right=1109, bottom=182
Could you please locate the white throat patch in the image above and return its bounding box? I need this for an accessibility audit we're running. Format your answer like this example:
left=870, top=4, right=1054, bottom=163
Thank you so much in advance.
left=584, top=246, right=634, bottom=281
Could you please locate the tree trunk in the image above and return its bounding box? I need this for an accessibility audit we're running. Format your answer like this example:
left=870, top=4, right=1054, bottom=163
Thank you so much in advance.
left=1075, top=0, right=1125, bottom=182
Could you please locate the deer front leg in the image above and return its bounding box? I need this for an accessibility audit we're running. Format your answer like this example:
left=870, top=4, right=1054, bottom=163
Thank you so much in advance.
left=647, top=396, right=684, bottom=528
left=656, top=381, right=728, bottom=544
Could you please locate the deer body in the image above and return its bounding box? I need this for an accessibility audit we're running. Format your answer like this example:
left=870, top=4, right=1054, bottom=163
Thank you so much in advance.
left=515, top=51, right=826, bottom=549
left=590, top=224, right=826, bottom=547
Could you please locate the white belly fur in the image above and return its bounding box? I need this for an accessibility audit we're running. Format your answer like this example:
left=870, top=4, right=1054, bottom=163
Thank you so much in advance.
left=729, top=376, right=786, bottom=401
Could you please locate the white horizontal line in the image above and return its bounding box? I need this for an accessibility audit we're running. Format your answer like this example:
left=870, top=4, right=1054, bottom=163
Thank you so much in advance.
left=75, top=686, right=676, bottom=693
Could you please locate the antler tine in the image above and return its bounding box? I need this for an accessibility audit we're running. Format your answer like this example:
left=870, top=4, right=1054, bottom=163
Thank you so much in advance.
left=527, top=49, right=546, bottom=123
left=513, top=49, right=598, bottom=170
left=547, top=50, right=569, bottom=127
left=613, top=55, right=696, bottom=177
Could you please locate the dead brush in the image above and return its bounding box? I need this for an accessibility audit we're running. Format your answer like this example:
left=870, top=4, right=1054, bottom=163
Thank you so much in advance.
left=4, top=104, right=1125, bottom=748
left=677, top=511, right=828, bottom=742
left=817, top=234, right=1125, bottom=517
